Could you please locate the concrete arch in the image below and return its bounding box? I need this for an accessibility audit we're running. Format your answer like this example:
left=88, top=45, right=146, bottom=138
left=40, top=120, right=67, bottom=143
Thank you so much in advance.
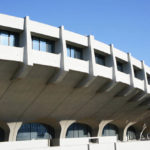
left=60, top=119, right=98, bottom=139
left=123, top=122, right=136, bottom=141
left=33, top=118, right=61, bottom=138
left=75, top=119, right=99, bottom=137
left=98, top=120, right=113, bottom=137
left=17, top=118, right=61, bottom=139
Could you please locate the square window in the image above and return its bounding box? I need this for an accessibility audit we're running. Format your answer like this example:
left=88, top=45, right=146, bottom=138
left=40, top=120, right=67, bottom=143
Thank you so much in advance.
left=0, top=30, right=18, bottom=47
left=133, top=66, right=143, bottom=80
left=67, top=44, right=83, bottom=60
left=32, top=36, right=55, bottom=53
left=117, top=61, right=123, bottom=72
left=95, top=53, right=105, bottom=66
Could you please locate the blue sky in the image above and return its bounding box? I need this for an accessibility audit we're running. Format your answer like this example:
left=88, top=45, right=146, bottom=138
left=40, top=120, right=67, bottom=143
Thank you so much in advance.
left=0, top=0, right=150, bottom=65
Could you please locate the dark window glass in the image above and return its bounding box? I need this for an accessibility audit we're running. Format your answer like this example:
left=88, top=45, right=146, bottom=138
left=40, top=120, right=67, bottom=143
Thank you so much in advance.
left=134, top=69, right=138, bottom=78
left=47, top=41, right=54, bottom=53
left=102, top=124, right=119, bottom=138
left=32, top=37, right=55, bottom=53
left=95, top=53, right=105, bottom=66
left=67, top=45, right=83, bottom=60
left=66, top=123, right=92, bottom=138
left=147, top=75, right=150, bottom=85
left=117, top=61, right=123, bottom=72
left=0, top=30, right=18, bottom=47
left=16, top=123, right=55, bottom=141
left=127, top=126, right=136, bottom=140
left=134, top=67, right=141, bottom=79
left=0, top=127, right=4, bottom=142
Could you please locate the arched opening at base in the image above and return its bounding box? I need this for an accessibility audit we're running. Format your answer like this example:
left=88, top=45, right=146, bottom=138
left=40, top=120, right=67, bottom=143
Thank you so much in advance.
left=102, top=123, right=119, bottom=139
left=127, top=126, right=136, bottom=140
left=16, top=123, right=55, bottom=141
left=66, top=123, right=92, bottom=138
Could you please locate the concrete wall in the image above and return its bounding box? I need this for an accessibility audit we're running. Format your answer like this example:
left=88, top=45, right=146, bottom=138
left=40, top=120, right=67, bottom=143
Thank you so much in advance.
left=0, top=13, right=149, bottom=92
left=0, top=139, right=150, bottom=150
left=0, top=13, right=150, bottom=146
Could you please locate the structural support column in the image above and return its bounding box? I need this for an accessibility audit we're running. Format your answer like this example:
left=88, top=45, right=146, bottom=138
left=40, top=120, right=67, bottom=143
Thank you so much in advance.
left=48, top=26, right=69, bottom=84
left=115, top=53, right=136, bottom=97
left=12, top=16, right=33, bottom=79
left=75, top=35, right=96, bottom=88
left=101, top=44, right=118, bottom=92
left=59, top=120, right=75, bottom=138
left=7, top=122, right=22, bottom=141
left=142, top=61, right=148, bottom=93
left=96, top=44, right=118, bottom=93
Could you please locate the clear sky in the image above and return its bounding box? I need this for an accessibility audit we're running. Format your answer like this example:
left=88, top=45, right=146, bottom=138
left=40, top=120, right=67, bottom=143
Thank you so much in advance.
left=0, top=0, right=150, bottom=65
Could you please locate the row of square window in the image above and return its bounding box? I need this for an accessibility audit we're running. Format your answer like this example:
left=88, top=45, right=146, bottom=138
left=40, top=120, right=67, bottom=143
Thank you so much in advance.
left=0, top=30, right=150, bottom=84
left=95, top=53, right=150, bottom=84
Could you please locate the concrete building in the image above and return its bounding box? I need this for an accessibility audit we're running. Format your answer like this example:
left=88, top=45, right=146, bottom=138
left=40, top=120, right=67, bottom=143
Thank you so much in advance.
left=0, top=13, right=150, bottom=150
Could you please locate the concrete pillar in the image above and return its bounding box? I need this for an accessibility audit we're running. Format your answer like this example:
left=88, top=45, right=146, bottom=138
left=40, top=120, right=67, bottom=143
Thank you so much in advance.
left=59, top=26, right=68, bottom=72
left=23, top=16, right=33, bottom=66
left=88, top=35, right=96, bottom=75
left=75, top=35, right=96, bottom=88
left=141, top=61, right=148, bottom=93
left=122, top=122, right=136, bottom=141
left=12, top=16, right=33, bottom=79
left=48, top=26, right=68, bottom=83
left=7, top=122, right=22, bottom=141
left=110, top=44, right=117, bottom=82
left=98, top=120, right=113, bottom=136
left=59, top=120, right=75, bottom=138
left=118, top=128, right=124, bottom=141
left=92, top=127, right=99, bottom=137
left=0, top=122, right=10, bottom=141
left=128, top=53, right=135, bottom=87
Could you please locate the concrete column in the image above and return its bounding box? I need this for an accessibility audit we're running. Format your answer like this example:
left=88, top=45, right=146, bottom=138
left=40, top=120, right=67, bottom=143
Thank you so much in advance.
left=110, top=44, right=117, bottom=82
left=12, top=16, right=33, bottom=79
left=0, top=122, right=10, bottom=141
left=48, top=26, right=69, bottom=83
left=141, top=61, right=148, bottom=93
left=76, top=35, right=96, bottom=88
left=59, top=120, right=75, bottom=138
left=88, top=35, right=96, bottom=76
left=59, top=26, right=68, bottom=72
left=98, top=120, right=113, bottom=136
left=128, top=53, right=135, bottom=87
left=7, top=122, right=22, bottom=141
left=23, top=16, right=33, bottom=66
